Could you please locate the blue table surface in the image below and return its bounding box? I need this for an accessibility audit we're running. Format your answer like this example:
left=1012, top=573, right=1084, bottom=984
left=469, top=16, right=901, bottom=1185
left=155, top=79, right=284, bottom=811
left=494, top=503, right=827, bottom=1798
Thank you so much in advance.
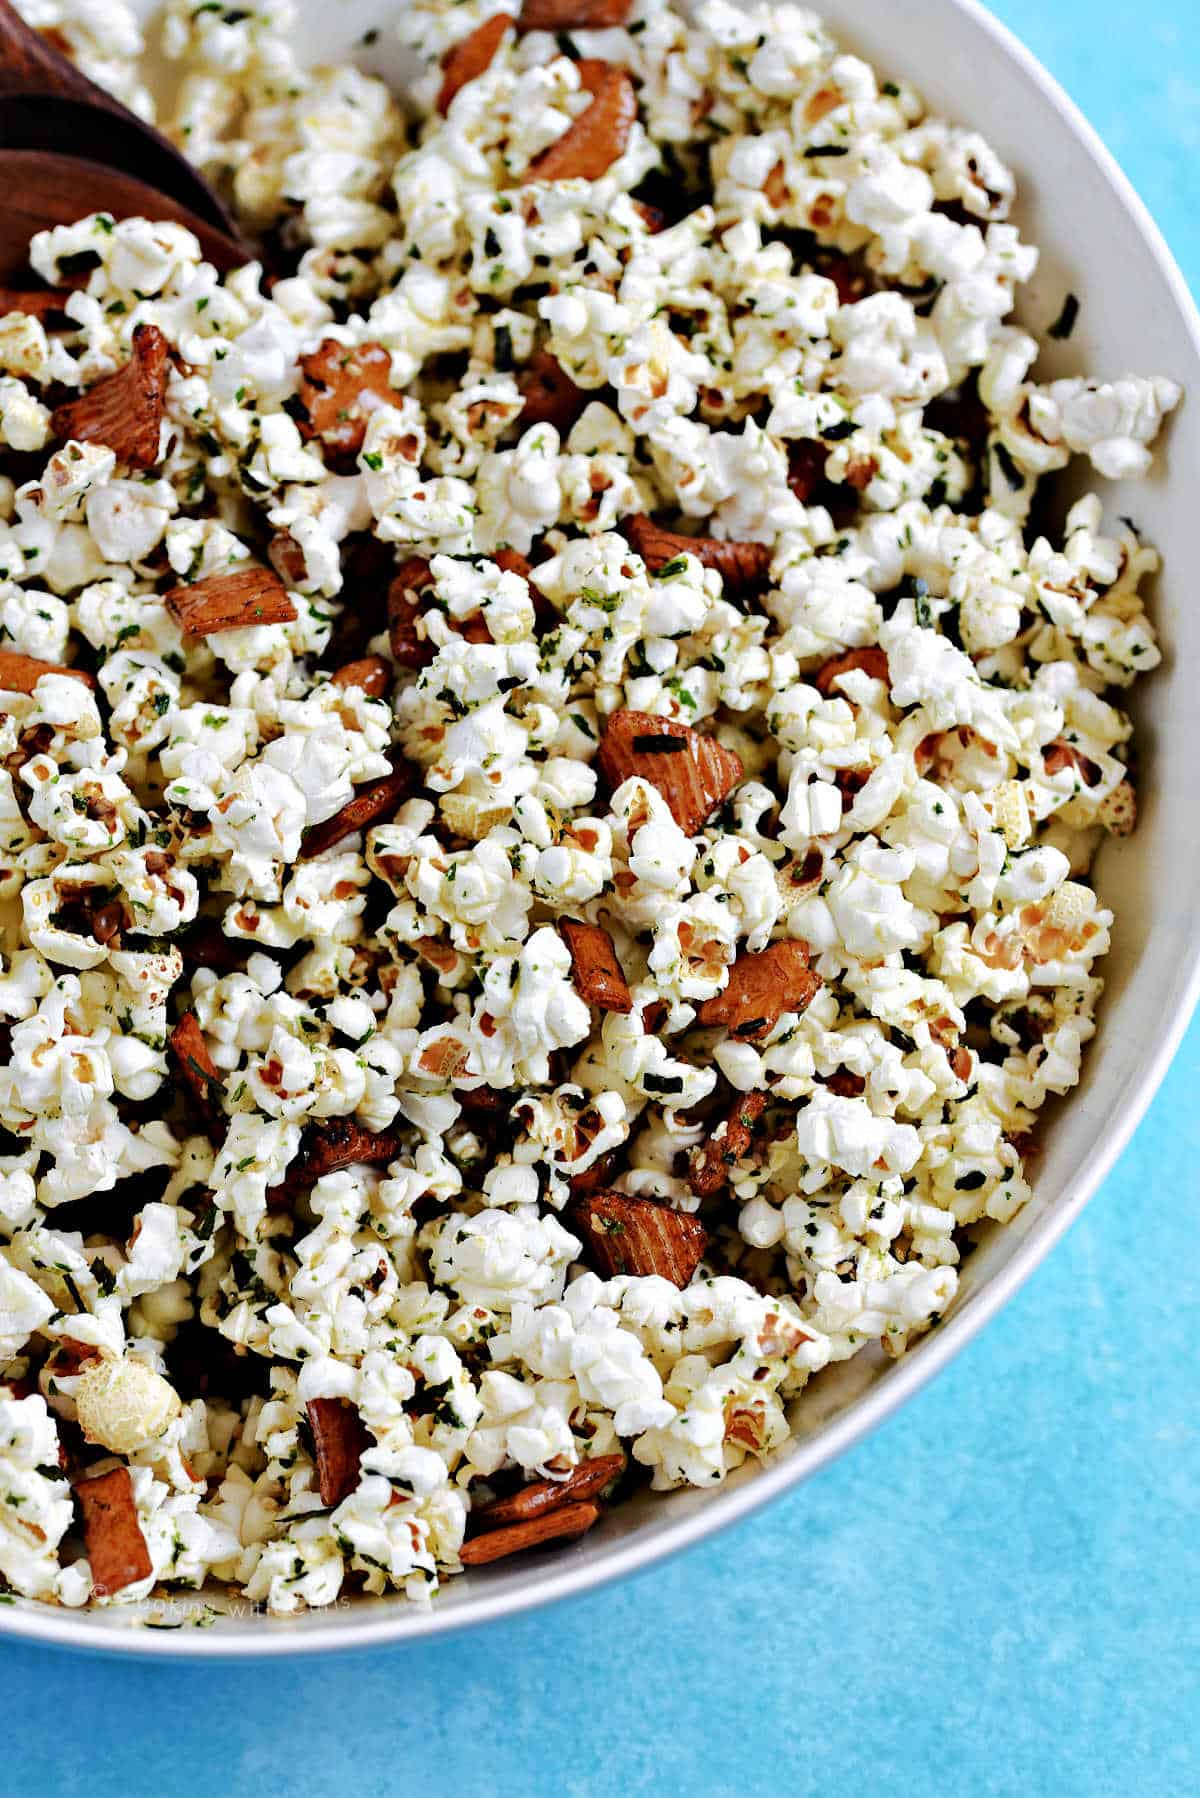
left=4, top=4, right=1198, bottom=1792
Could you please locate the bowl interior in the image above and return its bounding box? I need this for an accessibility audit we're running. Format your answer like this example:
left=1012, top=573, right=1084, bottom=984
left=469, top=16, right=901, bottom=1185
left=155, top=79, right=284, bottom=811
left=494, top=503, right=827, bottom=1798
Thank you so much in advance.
left=7, top=0, right=1199, bottom=1653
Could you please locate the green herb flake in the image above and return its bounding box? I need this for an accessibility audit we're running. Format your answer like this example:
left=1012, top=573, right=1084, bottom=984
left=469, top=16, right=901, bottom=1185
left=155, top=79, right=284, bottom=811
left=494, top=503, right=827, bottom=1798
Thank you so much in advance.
left=1048, top=292, right=1080, bottom=341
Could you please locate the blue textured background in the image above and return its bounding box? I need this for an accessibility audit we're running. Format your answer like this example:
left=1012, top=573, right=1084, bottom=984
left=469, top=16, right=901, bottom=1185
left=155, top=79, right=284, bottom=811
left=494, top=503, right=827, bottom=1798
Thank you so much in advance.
left=4, top=4, right=1198, bottom=1791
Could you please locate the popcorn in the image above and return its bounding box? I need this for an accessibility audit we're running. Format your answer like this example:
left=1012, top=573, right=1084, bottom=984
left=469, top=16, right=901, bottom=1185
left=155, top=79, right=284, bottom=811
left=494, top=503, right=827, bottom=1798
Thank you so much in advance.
left=0, top=377, right=51, bottom=453
left=0, top=1256, right=55, bottom=1359
left=1027, top=375, right=1181, bottom=480
left=795, top=1089, right=921, bottom=1178
left=0, top=0, right=1169, bottom=1617
left=74, top=1354, right=182, bottom=1454
left=421, top=1207, right=582, bottom=1312
left=0, top=1396, right=79, bottom=1602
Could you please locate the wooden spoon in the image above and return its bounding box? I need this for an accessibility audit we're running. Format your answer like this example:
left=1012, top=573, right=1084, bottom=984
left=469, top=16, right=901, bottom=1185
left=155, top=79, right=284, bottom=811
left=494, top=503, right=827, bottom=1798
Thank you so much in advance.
left=0, top=150, right=249, bottom=286
left=0, top=0, right=243, bottom=243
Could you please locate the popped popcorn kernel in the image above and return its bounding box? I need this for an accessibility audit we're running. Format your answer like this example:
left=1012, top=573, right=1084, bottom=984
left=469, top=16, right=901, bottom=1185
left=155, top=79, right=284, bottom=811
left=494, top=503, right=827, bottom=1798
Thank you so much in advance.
left=74, top=1354, right=183, bottom=1455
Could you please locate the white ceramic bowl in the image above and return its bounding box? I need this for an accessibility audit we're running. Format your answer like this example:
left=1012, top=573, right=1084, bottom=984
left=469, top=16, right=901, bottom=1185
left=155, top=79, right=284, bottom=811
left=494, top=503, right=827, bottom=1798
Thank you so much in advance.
left=5, top=0, right=1198, bottom=1656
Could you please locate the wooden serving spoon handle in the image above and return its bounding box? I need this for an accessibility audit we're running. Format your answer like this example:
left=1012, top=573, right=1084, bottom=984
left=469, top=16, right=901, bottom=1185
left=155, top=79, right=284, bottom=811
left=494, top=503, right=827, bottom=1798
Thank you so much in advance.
left=0, top=0, right=245, bottom=243
left=0, top=0, right=129, bottom=111
left=0, top=150, right=247, bottom=284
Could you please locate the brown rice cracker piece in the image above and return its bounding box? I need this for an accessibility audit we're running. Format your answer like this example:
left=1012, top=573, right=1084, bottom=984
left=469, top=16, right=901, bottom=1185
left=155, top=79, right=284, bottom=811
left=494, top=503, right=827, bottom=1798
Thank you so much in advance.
left=168, top=1010, right=225, bottom=1113
left=813, top=646, right=890, bottom=696
left=296, top=339, right=395, bottom=462
left=518, top=0, right=631, bottom=26
left=822, top=1069, right=866, bottom=1098
left=696, top=941, right=821, bottom=1042
left=567, top=1151, right=621, bottom=1199
left=559, top=918, right=632, bottom=1013
left=525, top=61, right=637, bottom=183
left=176, top=918, right=250, bottom=975
left=50, top=322, right=169, bottom=470
left=597, top=709, right=743, bottom=836
left=569, top=1190, right=708, bottom=1286
left=459, top=1499, right=601, bottom=1564
left=472, top=1454, right=625, bottom=1530
left=0, top=650, right=94, bottom=693
left=689, top=1090, right=766, bottom=1196
left=268, top=1119, right=404, bottom=1207
left=306, top=1398, right=370, bottom=1507
left=387, top=556, right=436, bottom=669
left=567, top=1148, right=622, bottom=1198
left=165, top=566, right=297, bottom=637
left=623, top=513, right=773, bottom=594
left=331, top=655, right=391, bottom=697
left=1042, top=738, right=1103, bottom=787
left=492, top=547, right=535, bottom=579
left=517, top=350, right=587, bottom=433
left=786, top=440, right=831, bottom=502
left=300, top=762, right=417, bottom=858
left=438, top=13, right=511, bottom=113
left=268, top=529, right=308, bottom=589
left=75, top=1466, right=153, bottom=1597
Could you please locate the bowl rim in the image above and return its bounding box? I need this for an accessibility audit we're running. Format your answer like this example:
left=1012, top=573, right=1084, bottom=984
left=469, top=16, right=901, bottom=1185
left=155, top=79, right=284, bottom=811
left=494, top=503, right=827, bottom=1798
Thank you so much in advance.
left=5, top=0, right=1200, bottom=1660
